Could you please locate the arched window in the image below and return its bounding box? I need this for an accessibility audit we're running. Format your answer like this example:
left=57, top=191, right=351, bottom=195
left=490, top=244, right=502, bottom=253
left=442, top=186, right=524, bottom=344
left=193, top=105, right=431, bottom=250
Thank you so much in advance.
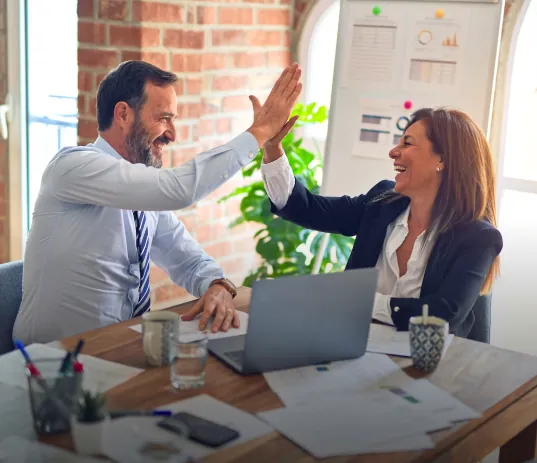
left=298, top=0, right=340, bottom=142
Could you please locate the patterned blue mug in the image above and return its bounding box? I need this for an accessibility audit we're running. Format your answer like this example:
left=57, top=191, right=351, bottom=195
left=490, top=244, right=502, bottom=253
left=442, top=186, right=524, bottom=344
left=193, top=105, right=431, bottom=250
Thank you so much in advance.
left=409, top=316, right=449, bottom=372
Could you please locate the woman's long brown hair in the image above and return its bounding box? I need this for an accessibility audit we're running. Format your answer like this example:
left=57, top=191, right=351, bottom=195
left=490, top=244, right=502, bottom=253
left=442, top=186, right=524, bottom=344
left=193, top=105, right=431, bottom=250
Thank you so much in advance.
left=382, top=108, right=499, bottom=294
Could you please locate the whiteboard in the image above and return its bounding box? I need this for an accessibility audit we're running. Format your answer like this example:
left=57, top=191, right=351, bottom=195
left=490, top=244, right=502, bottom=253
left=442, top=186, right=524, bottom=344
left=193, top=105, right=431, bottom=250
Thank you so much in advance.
left=322, top=0, right=504, bottom=197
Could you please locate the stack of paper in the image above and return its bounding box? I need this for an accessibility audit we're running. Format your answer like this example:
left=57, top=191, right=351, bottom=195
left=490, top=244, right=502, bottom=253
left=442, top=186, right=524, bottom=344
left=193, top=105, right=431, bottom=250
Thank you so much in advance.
left=0, top=344, right=143, bottom=393
left=129, top=311, right=249, bottom=343
left=367, top=323, right=455, bottom=357
left=261, top=353, right=479, bottom=457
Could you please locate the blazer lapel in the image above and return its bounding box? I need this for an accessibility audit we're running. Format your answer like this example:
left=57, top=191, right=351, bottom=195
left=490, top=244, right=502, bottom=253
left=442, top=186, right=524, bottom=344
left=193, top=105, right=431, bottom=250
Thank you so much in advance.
left=348, top=196, right=410, bottom=269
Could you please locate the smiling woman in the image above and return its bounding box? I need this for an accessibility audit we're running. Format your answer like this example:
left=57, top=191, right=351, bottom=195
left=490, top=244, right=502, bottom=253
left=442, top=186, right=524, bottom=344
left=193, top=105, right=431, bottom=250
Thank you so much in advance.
left=260, top=107, right=502, bottom=339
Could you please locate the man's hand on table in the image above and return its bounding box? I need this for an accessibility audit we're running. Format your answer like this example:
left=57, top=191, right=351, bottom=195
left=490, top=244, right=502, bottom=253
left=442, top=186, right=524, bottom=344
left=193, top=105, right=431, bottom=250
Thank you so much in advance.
left=181, top=284, right=240, bottom=333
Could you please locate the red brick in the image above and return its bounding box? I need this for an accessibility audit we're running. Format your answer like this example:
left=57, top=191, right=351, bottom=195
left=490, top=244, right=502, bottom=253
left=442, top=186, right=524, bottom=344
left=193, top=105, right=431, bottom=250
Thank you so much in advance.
left=283, top=30, right=291, bottom=47
left=232, top=236, right=256, bottom=254
left=202, top=98, right=221, bottom=115
left=219, top=7, right=253, bottom=25
left=88, top=97, right=97, bottom=116
left=132, top=2, right=184, bottom=23
left=247, top=30, right=281, bottom=47
left=177, top=102, right=204, bottom=119
left=222, top=95, right=251, bottom=112
left=172, top=54, right=202, bottom=73
left=99, top=0, right=128, bottom=20
left=215, top=118, right=232, bottom=134
left=233, top=52, right=265, bottom=68
left=186, top=77, right=202, bottom=95
left=196, top=119, right=214, bottom=137
left=164, top=30, right=204, bottom=49
left=174, top=79, right=184, bottom=96
left=245, top=0, right=276, bottom=3
left=172, top=147, right=200, bottom=167
left=78, top=48, right=118, bottom=69
left=78, top=71, right=93, bottom=92
left=150, top=266, right=170, bottom=286
left=268, top=50, right=291, bottom=67
left=78, top=95, right=87, bottom=115
left=78, top=0, right=94, bottom=18
left=153, top=284, right=190, bottom=303
left=211, top=30, right=246, bottom=47
left=79, top=22, right=106, bottom=45
left=78, top=119, right=98, bottom=139
left=220, top=258, right=248, bottom=275
left=257, top=8, right=291, bottom=25
left=197, top=6, right=217, bottom=24
left=96, top=73, right=108, bottom=88
left=196, top=223, right=227, bottom=243
left=110, top=26, right=161, bottom=48
left=121, top=51, right=168, bottom=69
left=204, top=241, right=233, bottom=259
left=175, top=124, right=191, bottom=142
left=202, top=54, right=227, bottom=71
left=213, top=75, right=249, bottom=91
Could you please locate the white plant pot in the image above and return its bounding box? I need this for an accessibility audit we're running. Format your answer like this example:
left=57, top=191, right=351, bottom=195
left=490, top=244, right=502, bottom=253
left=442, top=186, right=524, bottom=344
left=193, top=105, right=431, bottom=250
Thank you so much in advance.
left=71, top=416, right=109, bottom=456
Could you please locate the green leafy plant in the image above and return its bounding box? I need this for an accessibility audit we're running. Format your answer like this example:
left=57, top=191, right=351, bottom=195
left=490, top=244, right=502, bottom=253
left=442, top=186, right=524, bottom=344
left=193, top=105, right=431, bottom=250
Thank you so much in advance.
left=76, top=389, right=107, bottom=423
left=220, top=103, right=354, bottom=287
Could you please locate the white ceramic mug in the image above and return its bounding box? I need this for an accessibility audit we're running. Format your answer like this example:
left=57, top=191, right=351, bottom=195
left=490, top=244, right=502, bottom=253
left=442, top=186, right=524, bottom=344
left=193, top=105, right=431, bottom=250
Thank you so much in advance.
left=142, top=312, right=180, bottom=367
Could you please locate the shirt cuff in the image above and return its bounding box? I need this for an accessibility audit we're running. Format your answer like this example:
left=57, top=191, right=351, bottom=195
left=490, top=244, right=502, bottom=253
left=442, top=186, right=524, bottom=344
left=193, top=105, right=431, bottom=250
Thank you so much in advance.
left=226, top=132, right=260, bottom=167
left=260, top=153, right=291, bottom=175
left=198, top=274, right=225, bottom=297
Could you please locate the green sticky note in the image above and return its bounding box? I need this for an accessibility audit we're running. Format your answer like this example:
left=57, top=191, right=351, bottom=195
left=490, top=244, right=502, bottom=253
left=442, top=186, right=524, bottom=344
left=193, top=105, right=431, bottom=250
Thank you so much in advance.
left=372, top=5, right=381, bottom=16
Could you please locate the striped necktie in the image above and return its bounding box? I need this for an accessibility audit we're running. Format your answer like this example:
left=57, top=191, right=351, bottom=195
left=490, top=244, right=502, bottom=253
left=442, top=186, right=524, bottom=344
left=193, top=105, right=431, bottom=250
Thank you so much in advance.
left=132, top=211, right=151, bottom=317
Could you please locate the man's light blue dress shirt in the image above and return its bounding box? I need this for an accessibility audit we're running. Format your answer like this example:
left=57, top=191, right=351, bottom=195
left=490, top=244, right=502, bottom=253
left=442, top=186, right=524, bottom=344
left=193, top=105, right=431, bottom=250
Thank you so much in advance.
left=13, top=132, right=259, bottom=344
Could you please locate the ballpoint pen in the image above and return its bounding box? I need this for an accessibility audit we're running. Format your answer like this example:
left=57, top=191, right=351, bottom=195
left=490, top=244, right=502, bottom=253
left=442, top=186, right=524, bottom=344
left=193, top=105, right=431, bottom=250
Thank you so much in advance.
left=110, top=410, right=173, bottom=419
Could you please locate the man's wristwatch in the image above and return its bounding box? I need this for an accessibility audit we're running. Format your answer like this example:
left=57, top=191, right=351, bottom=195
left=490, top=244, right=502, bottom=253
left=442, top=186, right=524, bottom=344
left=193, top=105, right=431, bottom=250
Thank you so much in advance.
left=209, top=278, right=238, bottom=298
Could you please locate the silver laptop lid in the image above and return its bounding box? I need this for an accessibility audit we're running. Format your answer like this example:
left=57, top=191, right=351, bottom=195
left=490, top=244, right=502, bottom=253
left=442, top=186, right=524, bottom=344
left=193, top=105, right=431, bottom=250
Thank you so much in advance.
left=243, top=268, right=378, bottom=372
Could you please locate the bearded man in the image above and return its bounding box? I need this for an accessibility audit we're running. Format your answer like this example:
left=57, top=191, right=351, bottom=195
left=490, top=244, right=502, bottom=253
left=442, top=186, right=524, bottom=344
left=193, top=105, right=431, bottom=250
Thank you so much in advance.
left=14, top=60, right=302, bottom=344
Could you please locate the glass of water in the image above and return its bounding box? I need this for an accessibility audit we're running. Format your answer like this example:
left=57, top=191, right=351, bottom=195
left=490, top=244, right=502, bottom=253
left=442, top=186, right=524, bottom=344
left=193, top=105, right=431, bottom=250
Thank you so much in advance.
left=170, top=332, right=208, bottom=390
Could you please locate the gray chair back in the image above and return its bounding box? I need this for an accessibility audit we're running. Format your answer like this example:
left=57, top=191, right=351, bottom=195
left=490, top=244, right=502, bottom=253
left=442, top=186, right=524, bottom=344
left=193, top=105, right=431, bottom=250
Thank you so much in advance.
left=0, top=261, right=23, bottom=354
left=467, top=294, right=491, bottom=344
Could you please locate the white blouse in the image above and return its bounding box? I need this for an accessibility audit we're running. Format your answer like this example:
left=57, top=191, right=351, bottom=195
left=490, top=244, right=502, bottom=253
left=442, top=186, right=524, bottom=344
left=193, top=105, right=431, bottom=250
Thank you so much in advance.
left=261, top=155, right=435, bottom=325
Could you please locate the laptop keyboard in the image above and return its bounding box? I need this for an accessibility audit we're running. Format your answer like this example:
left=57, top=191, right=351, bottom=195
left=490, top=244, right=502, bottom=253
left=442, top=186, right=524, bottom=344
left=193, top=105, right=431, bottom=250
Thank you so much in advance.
left=224, top=350, right=244, bottom=365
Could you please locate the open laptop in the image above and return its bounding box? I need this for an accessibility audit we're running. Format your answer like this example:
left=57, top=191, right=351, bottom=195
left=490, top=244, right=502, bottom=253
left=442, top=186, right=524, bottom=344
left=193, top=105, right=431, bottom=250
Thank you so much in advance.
left=208, top=268, right=378, bottom=375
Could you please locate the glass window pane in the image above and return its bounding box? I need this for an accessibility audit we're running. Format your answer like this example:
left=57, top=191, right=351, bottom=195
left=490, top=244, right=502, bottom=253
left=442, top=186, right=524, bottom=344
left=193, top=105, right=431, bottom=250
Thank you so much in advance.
left=304, top=1, right=340, bottom=140
left=26, top=0, right=78, bottom=222
left=502, top=0, right=537, bottom=181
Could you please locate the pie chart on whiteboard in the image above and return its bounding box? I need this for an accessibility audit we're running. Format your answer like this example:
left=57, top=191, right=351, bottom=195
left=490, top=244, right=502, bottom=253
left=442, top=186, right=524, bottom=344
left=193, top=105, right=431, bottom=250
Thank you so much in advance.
left=418, top=30, right=432, bottom=45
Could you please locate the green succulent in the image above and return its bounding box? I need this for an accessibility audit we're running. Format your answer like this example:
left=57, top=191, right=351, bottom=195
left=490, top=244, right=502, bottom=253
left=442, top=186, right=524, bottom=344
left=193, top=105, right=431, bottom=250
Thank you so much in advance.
left=76, top=389, right=107, bottom=423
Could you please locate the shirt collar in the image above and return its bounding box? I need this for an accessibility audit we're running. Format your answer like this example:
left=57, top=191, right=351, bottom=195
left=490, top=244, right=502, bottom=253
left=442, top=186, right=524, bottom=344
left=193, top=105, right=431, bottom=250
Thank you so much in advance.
left=92, top=136, right=123, bottom=160
left=394, top=206, right=410, bottom=229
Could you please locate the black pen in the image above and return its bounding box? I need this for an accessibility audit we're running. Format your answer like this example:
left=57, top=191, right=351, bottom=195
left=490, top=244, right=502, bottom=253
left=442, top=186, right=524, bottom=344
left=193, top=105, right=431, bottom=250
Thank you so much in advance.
left=72, top=339, right=85, bottom=359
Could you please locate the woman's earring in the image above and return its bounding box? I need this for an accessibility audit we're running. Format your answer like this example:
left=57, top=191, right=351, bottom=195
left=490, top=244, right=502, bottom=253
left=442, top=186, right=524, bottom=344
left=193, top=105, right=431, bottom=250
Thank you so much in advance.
left=436, top=167, right=441, bottom=172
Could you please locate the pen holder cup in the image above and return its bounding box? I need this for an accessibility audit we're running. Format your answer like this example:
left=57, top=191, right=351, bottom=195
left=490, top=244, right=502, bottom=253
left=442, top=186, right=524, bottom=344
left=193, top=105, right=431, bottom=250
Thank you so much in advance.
left=26, top=358, right=83, bottom=435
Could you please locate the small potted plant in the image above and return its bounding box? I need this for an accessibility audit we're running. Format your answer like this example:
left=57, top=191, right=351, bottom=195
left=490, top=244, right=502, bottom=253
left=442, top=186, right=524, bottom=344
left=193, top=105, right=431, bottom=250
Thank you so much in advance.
left=71, top=389, right=109, bottom=456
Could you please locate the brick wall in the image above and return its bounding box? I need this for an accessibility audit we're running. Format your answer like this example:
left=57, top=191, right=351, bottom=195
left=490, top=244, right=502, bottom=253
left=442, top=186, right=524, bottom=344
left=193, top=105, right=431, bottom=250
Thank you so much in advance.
left=77, top=0, right=293, bottom=308
left=0, top=0, right=7, bottom=263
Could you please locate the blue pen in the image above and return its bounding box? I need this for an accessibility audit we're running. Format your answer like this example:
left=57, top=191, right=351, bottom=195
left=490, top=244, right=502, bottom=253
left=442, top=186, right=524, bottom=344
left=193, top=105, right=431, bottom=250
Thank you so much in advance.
left=110, top=410, right=173, bottom=419
left=14, top=340, right=33, bottom=366
left=72, top=339, right=85, bottom=359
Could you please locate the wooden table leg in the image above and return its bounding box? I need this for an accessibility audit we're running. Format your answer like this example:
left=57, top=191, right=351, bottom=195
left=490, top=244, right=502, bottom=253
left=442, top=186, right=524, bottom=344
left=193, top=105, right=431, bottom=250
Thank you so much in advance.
left=499, top=421, right=537, bottom=463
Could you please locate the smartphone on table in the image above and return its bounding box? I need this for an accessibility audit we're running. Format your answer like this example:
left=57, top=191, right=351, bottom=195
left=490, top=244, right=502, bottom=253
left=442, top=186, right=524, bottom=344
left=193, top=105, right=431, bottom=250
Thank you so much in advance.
left=157, top=411, right=240, bottom=448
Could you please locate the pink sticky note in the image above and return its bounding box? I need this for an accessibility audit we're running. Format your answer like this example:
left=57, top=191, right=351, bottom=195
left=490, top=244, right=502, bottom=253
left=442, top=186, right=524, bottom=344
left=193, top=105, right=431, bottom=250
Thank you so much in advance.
left=404, top=100, right=413, bottom=110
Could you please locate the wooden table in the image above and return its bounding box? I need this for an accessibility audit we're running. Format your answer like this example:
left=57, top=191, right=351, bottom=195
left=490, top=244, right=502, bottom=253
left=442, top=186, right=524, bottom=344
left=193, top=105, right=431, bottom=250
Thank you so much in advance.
left=45, top=287, right=537, bottom=463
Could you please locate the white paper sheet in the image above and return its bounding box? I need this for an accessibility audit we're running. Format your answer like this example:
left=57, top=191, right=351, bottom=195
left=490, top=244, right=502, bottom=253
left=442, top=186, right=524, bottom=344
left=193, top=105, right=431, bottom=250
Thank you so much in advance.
left=103, top=394, right=273, bottom=463
left=129, top=311, right=249, bottom=343
left=388, top=378, right=480, bottom=423
left=263, top=353, right=410, bottom=407
left=0, top=344, right=143, bottom=393
left=0, top=436, right=102, bottom=462
left=367, top=323, right=454, bottom=357
left=0, top=384, right=36, bottom=442
left=258, top=390, right=443, bottom=458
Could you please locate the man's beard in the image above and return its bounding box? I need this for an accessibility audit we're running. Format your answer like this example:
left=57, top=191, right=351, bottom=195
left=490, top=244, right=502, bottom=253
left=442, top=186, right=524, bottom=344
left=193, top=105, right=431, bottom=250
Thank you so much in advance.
left=125, top=113, right=168, bottom=168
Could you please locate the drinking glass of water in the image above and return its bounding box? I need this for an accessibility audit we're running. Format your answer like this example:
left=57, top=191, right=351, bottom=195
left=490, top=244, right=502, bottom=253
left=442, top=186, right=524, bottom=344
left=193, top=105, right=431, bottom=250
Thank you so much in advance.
left=170, top=331, right=208, bottom=390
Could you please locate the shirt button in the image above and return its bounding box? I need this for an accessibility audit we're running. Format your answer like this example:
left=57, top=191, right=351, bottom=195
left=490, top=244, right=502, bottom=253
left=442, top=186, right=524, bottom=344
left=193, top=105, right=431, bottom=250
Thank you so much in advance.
left=394, top=306, right=400, bottom=312
left=223, top=173, right=228, bottom=179
left=248, top=152, right=254, bottom=158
